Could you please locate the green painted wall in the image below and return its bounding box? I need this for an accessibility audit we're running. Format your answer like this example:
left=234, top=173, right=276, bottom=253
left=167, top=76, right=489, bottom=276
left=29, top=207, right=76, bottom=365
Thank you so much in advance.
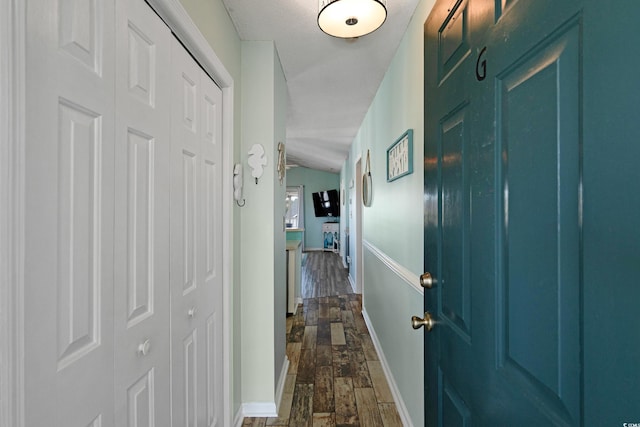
left=286, top=167, right=341, bottom=250
left=273, top=48, right=288, bottom=389
left=240, top=41, right=287, bottom=406
left=343, top=0, right=436, bottom=425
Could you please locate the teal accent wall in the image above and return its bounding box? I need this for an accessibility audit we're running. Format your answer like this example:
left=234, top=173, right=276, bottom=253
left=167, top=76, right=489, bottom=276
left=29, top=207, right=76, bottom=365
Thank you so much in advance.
left=286, top=167, right=340, bottom=250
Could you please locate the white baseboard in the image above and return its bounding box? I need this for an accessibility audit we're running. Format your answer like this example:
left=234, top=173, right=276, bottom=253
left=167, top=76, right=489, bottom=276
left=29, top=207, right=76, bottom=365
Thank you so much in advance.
left=362, top=308, right=414, bottom=427
left=304, top=247, right=324, bottom=252
left=275, top=356, right=290, bottom=415
left=239, top=402, right=278, bottom=419
left=236, top=356, right=289, bottom=425
left=233, top=408, right=244, bottom=427
left=348, top=274, right=356, bottom=293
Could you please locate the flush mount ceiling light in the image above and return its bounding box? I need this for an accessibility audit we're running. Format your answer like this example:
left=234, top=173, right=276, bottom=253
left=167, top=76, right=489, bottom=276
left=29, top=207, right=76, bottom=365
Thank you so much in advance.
left=318, top=0, right=387, bottom=38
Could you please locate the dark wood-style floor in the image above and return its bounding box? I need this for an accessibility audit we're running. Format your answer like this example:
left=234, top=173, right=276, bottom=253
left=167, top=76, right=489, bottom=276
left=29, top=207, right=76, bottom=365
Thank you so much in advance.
left=242, top=251, right=403, bottom=427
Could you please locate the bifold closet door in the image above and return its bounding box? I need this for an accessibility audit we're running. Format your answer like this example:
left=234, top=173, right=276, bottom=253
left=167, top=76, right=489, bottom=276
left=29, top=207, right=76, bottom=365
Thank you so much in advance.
left=170, top=37, right=225, bottom=427
left=24, top=0, right=116, bottom=425
left=113, top=0, right=172, bottom=425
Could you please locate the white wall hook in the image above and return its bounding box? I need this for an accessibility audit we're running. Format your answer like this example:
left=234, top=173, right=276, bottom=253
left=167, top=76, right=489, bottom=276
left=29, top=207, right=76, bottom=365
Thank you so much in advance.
left=247, top=144, right=267, bottom=184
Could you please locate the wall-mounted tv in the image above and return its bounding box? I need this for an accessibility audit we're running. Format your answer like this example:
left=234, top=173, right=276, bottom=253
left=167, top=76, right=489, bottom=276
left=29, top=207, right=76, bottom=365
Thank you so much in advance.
left=312, top=189, right=340, bottom=217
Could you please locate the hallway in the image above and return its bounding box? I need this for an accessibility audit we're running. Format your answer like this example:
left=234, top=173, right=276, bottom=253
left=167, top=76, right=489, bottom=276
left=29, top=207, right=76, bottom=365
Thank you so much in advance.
left=243, top=252, right=403, bottom=426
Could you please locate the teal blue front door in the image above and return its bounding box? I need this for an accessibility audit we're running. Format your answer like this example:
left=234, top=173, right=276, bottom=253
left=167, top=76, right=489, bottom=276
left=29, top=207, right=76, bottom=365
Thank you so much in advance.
left=423, top=0, right=640, bottom=425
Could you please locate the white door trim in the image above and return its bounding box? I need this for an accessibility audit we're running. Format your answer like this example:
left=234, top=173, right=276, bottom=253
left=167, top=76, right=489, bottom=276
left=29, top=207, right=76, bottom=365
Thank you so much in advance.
left=145, top=2, right=235, bottom=426
left=354, top=155, right=363, bottom=294
left=0, top=1, right=25, bottom=427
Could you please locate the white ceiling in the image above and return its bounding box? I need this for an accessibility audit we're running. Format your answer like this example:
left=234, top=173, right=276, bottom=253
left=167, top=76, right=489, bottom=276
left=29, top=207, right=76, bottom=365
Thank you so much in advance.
left=222, top=0, right=420, bottom=173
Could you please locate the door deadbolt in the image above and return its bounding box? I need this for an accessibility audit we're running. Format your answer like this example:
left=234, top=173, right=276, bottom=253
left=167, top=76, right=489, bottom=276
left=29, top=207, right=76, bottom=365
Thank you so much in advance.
left=420, top=272, right=436, bottom=288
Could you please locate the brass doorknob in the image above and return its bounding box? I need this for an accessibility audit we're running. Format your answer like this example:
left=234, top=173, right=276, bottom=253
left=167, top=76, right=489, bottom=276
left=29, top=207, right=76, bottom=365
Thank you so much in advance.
left=411, top=312, right=435, bottom=331
left=420, top=272, right=436, bottom=288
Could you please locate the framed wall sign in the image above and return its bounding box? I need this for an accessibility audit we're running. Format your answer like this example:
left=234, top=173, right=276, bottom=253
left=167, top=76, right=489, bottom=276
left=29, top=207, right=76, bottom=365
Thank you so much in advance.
left=387, top=129, right=413, bottom=182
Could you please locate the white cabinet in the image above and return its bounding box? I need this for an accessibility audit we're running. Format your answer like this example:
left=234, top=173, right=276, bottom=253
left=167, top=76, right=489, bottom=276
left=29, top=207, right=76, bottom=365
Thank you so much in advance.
left=286, top=240, right=302, bottom=314
left=322, top=222, right=340, bottom=252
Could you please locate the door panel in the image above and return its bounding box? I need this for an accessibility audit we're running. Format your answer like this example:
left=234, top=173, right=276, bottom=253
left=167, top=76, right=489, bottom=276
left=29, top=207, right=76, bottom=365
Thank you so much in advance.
left=25, top=0, right=115, bottom=424
left=127, top=370, right=157, bottom=427
left=114, top=0, right=172, bottom=425
left=442, top=377, right=471, bottom=427
left=55, top=100, right=103, bottom=370
left=439, top=103, right=472, bottom=339
left=437, top=0, right=471, bottom=84
left=200, top=63, right=224, bottom=427
left=424, top=0, right=584, bottom=425
left=496, top=21, right=581, bottom=422
left=171, top=41, right=202, bottom=426
left=171, top=36, right=224, bottom=427
left=424, top=1, right=478, bottom=425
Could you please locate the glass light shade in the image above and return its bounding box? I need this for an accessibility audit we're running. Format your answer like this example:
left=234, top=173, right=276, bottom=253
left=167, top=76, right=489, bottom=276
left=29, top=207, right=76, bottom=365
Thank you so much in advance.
left=318, top=0, right=387, bottom=38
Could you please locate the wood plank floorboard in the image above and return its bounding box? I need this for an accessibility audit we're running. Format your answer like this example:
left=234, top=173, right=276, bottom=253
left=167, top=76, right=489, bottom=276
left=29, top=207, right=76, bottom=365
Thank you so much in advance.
left=243, top=252, right=402, bottom=426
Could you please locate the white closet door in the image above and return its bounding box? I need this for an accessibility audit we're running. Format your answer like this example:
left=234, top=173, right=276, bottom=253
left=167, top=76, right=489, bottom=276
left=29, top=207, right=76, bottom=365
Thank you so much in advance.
left=114, top=1, right=172, bottom=426
left=199, top=55, right=225, bottom=427
left=24, top=0, right=116, bottom=425
left=170, top=37, right=224, bottom=427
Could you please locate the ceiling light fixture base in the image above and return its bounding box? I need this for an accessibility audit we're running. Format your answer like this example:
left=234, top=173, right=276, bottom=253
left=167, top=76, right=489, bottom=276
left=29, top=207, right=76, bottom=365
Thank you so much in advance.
left=318, top=0, right=387, bottom=38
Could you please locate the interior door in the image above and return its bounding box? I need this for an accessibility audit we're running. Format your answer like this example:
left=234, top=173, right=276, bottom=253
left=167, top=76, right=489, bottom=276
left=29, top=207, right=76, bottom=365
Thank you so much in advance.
left=114, top=0, right=172, bottom=425
left=24, top=0, right=116, bottom=425
left=170, top=37, right=224, bottom=427
left=422, top=0, right=640, bottom=424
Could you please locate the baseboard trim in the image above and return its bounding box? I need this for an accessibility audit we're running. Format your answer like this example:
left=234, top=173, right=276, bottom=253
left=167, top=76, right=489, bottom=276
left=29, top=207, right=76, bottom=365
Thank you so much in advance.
left=304, top=247, right=324, bottom=252
left=275, top=356, right=290, bottom=415
left=362, top=308, right=414, bottom=427
left=348, top=274, right=356, bottom=293
left=239, top=402, right=278, bottom=419
left=236, top=356, right=288, bottom=425
left=233, top=408, right=244, bottom=427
